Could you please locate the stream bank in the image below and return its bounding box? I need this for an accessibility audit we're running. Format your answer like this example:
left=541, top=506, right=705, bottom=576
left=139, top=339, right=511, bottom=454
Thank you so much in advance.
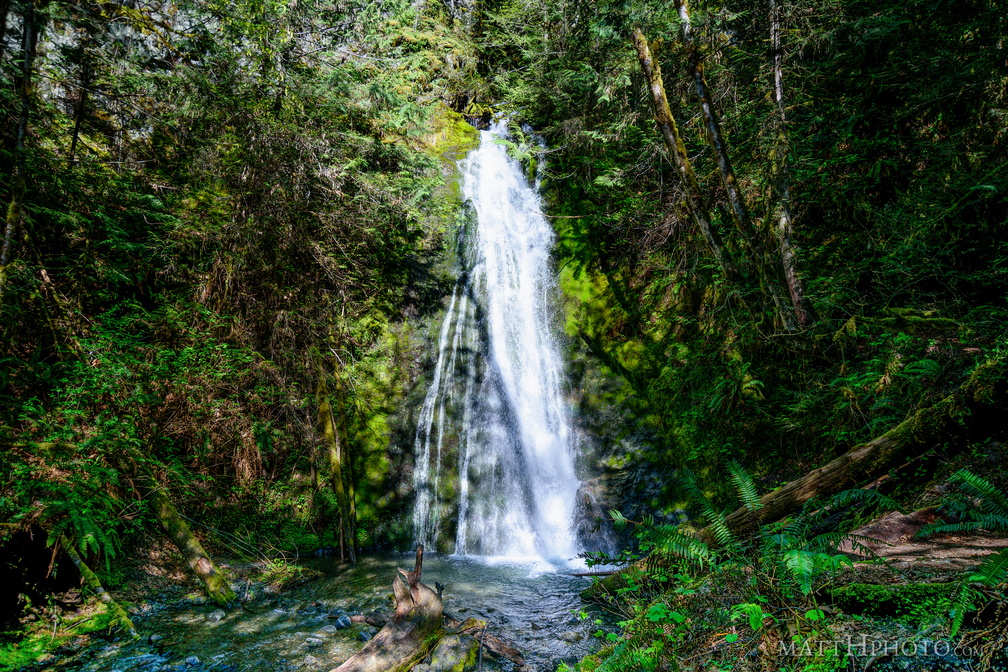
left=11, top=553, right=599, bottom=672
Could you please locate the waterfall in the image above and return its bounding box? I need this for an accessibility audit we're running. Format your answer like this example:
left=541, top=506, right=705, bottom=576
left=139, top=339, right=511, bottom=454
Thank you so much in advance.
left=411, top=121, right=580, bottom=562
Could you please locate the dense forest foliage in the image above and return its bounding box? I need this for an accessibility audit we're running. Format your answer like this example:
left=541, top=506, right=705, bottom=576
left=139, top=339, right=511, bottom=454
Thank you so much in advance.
left=0, top=0, right=1006, bottom=668
left=0, top=0, right=474, bottom=625
left=500, top=0, right=1007, bottom=482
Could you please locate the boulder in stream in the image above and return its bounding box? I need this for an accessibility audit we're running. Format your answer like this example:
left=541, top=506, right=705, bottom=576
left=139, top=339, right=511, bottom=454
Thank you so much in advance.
left=206, top=609, right=226, bottom=622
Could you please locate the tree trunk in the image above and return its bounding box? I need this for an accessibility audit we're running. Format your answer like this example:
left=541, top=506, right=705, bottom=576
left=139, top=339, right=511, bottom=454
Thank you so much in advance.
left=59, top=535, right=139, bottom=639
left=146, top=478, right=237, bottom=607
left=69, top=60, right=91, bottom=165
left=769, top=0, right=814, bottom=327
left=318, top=374, right=356, bottom=565
left=335, top=373, right=358, bottom=551
left=674, top=0, right=755, bottom=256
left=331, top=545, right=444, bottom=672
left=714, top=357, right=1008, bottom=539
left=674, top=0, right=797, bottom=331
left=632, top=27, right=730, bottom=277
left=0, top=0, right=38, bottom=309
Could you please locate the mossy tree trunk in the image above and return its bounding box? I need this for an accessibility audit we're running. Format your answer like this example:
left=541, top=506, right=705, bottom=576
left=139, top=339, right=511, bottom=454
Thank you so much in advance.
left=0, top=0, right=39, bottom=309
left=0, top=0, right=11, bottom=62
left=674, top=0, right=797, bottom=331
left=68, top=57, right=91, bottom=165
left=712, top=357, right=1008, bottom=540
left=335, top=372, right=358, bottom=546
left=145, top=477, right=237, bottom=607
left=59, top=535, right=139, bottom=639
left=632, top=27, right=730, bottom=277
left=317, top=370, right=356, bottom=565
left=769, top=0, right=813, bottom=327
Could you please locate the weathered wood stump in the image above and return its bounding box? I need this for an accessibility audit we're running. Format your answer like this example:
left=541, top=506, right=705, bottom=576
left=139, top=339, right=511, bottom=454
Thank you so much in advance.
left=331, top=545, right=443, bottom=672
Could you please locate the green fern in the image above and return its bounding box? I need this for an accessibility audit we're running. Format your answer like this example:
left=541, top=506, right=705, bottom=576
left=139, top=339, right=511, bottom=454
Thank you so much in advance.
left=610, top=509, right=630, bottom=530
left=683, top=467, right=865, bottom=597
left=916, top=468, right=1008, bottom=635
left=728, top=461, right=762, bottom=514
left=918, top=469, right=1008, bottom=537
left=681, top=470, right=738, bottom=550
left=650, top=526, right=714, bottom=571
left=969, top=550, right=1008, bottom=587
left=783, top=549, right=817, bottom=594
left=810, top=486, right=902, bottom=513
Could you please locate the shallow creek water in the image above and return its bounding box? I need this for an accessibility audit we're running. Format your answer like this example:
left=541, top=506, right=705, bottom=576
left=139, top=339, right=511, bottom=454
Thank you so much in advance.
left=40, top=554, right=598, bottom=672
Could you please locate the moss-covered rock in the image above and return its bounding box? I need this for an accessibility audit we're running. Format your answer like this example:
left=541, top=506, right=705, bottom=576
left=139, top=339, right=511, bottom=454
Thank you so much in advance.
left=424, top=105, right=480, bottom=161
left=421, top=633, right=479, bottom=672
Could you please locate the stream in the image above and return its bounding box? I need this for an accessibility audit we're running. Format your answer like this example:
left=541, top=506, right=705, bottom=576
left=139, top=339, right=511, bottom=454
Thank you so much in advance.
left=34, top=554, right=598, bottom=672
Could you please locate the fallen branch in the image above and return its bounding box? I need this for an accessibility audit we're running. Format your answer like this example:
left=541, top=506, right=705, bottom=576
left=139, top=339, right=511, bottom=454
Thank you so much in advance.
left=473, top=630, right=524, bottom=667
left=445, top=617, right=525, bottom=666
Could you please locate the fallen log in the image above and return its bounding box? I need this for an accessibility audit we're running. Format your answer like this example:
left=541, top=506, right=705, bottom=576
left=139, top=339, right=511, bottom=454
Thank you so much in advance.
left=59, top=535, right=138, bottom=639
left=331, top=545, right=443, bottom=672
left=145, top=477, right=237, bottom=608
left=710, top=356, right=1007, bottom=541
left=584, top=357, right=1007, bottom=601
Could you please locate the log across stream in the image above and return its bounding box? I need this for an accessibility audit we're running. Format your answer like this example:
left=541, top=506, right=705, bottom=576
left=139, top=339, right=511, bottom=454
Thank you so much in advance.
left=45, top=553, right=597, bottom=672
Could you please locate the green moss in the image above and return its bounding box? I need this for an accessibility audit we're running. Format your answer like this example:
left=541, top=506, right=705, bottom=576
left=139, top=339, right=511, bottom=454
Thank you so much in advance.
left=558, top=265, right=618, bottom=340
left=0, top=603, right=118, bottom=669
left=425, top=105, right=480, bottom=162
left=388, top=627, right=445, bottom=672
left=828, top=582, right=957, bottom=626
left=427, top=633, right=479, bottom=672
left=577, top=643, right=616, bottom=672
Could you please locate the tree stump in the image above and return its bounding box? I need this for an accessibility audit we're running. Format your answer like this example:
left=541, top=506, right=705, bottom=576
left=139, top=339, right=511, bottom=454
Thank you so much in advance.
left=331, top=545, right=444, bottom=672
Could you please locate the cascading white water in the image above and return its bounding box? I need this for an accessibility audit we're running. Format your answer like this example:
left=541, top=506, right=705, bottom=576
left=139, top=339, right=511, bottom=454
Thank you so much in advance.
left=412, top=121, right=580, bottom=562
